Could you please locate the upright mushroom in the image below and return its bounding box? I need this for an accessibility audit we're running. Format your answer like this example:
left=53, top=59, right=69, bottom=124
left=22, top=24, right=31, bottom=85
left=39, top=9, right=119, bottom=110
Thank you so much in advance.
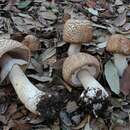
left=62, top=53, right=109, bottom=116
left=63, top=19, right=93, bottom=55
left=106, top=34, right=130, bottom=76
left=0, top=39, right=59, bottom=117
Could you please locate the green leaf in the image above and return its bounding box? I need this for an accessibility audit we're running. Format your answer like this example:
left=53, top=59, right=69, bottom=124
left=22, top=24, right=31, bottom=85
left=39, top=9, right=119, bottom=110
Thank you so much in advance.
left=105, top=60, right=120, bottom=94
left=17, top=1, right=31, bottom=9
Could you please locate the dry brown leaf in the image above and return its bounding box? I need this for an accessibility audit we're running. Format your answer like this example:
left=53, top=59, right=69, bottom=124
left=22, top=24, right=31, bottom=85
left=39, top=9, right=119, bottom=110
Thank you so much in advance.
left=112, top=124, right=130, bottom=130
left=30, top=58, right=43, bottom=74
left=90, top=118, right=108, bottom=130
left=5, top=104, right=17, bottom=119
left=72, top=114, right=89, bottom=129
left=115, top=0, right=123, bottom=6
left=122, top=23, right=130, bottom=31
left=22, top=35, right=41, bottom=52
left=4, top=118, right=32, bottom=130
left=113, top=11, right=126, bottom=27
left=12, top=119, right=32, bottom=130
left=120, top=65, right=130, bottom=96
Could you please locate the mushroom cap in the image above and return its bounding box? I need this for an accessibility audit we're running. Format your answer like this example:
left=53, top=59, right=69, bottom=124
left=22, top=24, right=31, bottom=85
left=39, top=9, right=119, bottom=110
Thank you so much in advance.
left=106, top=34, right=130, bottom=55
left=63, top=19, right=93, bottom=44
left=62, top=53, right=100, bottom=86
left=0, top=39, right=30, bottom=66
left=22, top=35, right=41, bottom=52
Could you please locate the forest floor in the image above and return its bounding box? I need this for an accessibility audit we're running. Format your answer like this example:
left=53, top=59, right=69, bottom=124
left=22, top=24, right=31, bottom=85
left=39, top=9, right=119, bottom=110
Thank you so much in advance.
left=0, top=0, right=130, bottom=130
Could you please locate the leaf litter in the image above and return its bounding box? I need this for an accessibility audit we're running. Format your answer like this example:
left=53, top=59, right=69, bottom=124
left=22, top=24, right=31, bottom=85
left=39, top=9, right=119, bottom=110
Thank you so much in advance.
left=0, top=0, right=130, bottom=130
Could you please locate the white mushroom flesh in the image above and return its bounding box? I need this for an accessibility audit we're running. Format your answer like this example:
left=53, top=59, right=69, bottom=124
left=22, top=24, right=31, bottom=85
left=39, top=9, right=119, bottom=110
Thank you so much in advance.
left=77, top=69, right=108, bottom=99
left=71, top=65, right=97, bottom=86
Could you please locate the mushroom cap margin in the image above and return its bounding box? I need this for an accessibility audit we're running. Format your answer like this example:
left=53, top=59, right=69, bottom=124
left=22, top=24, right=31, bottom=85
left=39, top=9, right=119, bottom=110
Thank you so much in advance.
left=62, top=53, right=100, bottom=86
left=0, top=39, right=30, bottom=67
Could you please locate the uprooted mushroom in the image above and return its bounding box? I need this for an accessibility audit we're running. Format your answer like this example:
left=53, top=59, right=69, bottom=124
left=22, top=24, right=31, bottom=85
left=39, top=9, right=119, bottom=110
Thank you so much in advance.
left=62, top=53, right=109, bottom=116
left=0, top=39, right=61, bottom=118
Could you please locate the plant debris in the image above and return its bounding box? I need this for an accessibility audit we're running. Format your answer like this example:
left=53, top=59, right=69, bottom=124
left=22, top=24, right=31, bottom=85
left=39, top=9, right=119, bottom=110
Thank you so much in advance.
left=0, top=0, right=130, bottom=130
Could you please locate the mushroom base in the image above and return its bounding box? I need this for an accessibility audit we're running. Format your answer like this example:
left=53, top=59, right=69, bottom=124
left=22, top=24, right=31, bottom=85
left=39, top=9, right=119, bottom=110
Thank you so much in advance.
left=36, top=91, right=64, bottom=122
left=80, top=89, right=109, bottom=117
left=77, top=69, right=109, bottom=117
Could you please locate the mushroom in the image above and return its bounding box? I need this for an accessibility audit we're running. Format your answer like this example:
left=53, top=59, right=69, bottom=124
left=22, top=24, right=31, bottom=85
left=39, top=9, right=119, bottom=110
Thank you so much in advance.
left=22, top=35, right=41, bottom=52
left=62, top=53, right=109, bottom=116
left=0, top=39, right=57, bottom=116
left=63, top=19, right=93, bottom=56
left=106, top=34, right=130, bottom=76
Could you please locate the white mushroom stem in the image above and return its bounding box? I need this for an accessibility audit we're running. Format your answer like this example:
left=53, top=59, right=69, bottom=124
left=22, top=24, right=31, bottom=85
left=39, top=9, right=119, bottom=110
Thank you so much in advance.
left=68, top=44, right=81, bottom=56
left=0, top=54, right=45, bottom=115
left=77, top=70, right=108, bottom=99
left=114, top=54, right=128, bottom=77
left=9, top=65, right=44, bottom=114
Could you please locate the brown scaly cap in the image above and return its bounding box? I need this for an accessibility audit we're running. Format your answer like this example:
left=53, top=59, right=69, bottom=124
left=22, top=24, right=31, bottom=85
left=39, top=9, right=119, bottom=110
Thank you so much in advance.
left=106, top=34, right=130, bottom=55
left=63, top=19, right=93, bottom=44
left=0, top=39, right=30, bottom=65
left=22, top=35, right=41, bottom=52
left=62, top=53, right=100, bottom=86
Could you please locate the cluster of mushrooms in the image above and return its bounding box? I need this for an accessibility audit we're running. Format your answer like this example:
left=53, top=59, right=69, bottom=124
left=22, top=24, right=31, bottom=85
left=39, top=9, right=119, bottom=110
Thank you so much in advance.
left=62, top=19, right=109, bottom=116
left=62, top=19, right=130, bottom=116
left=0, top=19, right=129, bottom=119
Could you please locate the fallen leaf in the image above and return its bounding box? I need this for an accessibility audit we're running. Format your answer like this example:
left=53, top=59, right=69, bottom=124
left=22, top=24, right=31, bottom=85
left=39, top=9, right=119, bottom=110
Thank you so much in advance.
left=120, top=65, right=130, bottom=96
left=113, top=11, right=126, bottom=27
left=38, top=11, right=57, bottom=21
left=112, top=124, right=130, bottom=130
left=39, top=47, right=56, bottom=64
left=86, top=0, right=96, bottom=8
left=104, top=60, right=120, bottom=94
left=13, top=119, right=32, bottom=130
left=122, top=23, right=130, bottom=31
left=30, top=58, right=43, bottom=74
left=110, top=98, right=122, bottom=108
left=66, top=101, right=78, bottom=113
left=27, top=74, right=52, bottom=82
left=4, top=118, right=32, bottom=130
left=117, top=5, right=126, bottom=14
left=115, top=0, right=123, bottom=5
left=72, top=114, right=89, bottom=129
left=90, top=118, right=108, bottom=130
left=16, top=1, right=32, bottom=9
left=60, top=111, right=72, bottom=127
